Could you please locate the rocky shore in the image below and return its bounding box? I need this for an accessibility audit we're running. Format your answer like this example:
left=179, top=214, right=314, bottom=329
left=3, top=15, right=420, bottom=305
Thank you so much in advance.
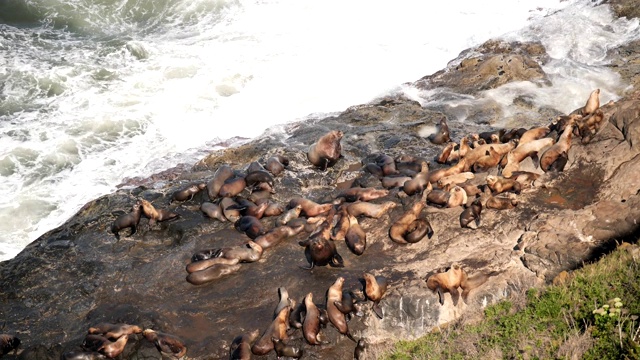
left=2, top=2, right=640, bottom=359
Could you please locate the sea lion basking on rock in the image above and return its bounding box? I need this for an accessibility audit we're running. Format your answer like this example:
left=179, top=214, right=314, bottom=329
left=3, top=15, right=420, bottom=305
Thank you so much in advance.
left=308, top=130, right=343, bottom=170
left=426, top=263, right=488, bottom=306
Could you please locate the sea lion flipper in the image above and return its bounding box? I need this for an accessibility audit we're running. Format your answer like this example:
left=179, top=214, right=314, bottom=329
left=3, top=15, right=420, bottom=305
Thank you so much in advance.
left=436, top=287, right=445, bottom=306
left=450, top=288, right=460, bottom=306
left=427, top=223, right=434, bottom=239
left=129, top=225, right=137, bottom=237
left=299, top=262, right=314, bottom=270
left=334, top=301, right=348, bottom=314
left=531, top=152, right=540, bottom=168
left=330, top=253, right=344, bottom=268
left=372, top=303, right=383, bottom=319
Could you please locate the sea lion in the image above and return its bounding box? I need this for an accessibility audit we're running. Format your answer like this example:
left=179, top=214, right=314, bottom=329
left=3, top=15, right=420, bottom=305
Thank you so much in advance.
left=248, top=190, right=272, bottom=203
left=307, top=130, right=343, bottom=170
left=478, top=129, right=505, bottom=144
left=346, top=201, right=396, bottom=218
left=276, top=204, right=302, bottom=226
left=265, top=155, right=289, bottom=176
left=245, top=170, right=274, bottom=188
left=253, top=225, right=304, bottom=250
left=110, top=201, right=142, bottom=240
left=142, top=329, right=187, bottom=358
left=229, top=330, right=259, bottom=360
left=447, top=186, right=468, bottom=208
left=246, top=161, right=266, bottom=174
left=363, top=163, right=384, bottom=178
left=186, top=263, right=242, bottom=285
left=437, top=172, right=475, bottom=189
left=200, top=202, right=227, bottom=222
left=171, top=183, right=206, bottom=203
left=576, top=108, right=605, bottom=143
left=274, top=287, right=293, bottom=321
left=272, top=338, right=303, bottom=359
left=0, top=334, right=20, bottom=356
left=302, top=293, right=328, bottom=345
left=140, top=199, right=179, bottom=226
left=518, top=126, right=551, bottom=145
left=502, top=137, right=555, bottom=168
left=426, top=263, right=489, bottom=305
left=101, top=334, right=128, bottom=358
left=83, top=335, right=110, bottom=352
left=499, top=128, right=526, bottom=143
left=219, top=176, right=247, bottom=198
left=257, top=199, right=284, bottom=217
left=463, top=140, right=517, bottom=172
left=336, top=187, right=389, bottom=202
left=354, top=339, right=366, bottom=360
left=288, top=197, right=333, bottom=217
left=61, top=351, right=106, bottom=360
left=507, top=171, right=540, bottom=188
left=334, top=290, right=365, bottom=318
left=381, top=175, right=412, bottom=189
left=395, top=156, right=423, bottom=173
left=188, top=242, right=262, bottom=272
left=389, top=201, right=430, bottom=244
left=485, top=175, right=521, bottom=195
left=251, top=306, right=290, bottom=356
left=186, top=257, right=240, bottom=274
left=220, top=197, right=241, bottom=222
left=289, top=298, right=306, bottom=329
left=582, top=88, right=600, bottom=116
left=427, top=159, right=467, bottom=184
left=428, top=118, right=451, bottom=144
left=446, top=136, right=471, bottom=163
left=486, top=193, right=518, bottom=210
left=363, top=273, right=388, bottom=319
left=460, top=197, right=482, bottom=229
left=88, top=323, right=142, bottom=340
left=375, top=154, right=399, bottom=176
left=331, top=208, right=350, bottom=241
left=345, top=213, right=366, bottom=256
left=207, top=165, right=235, bottom=200
left=471, top=146, right=502, bottom=173
left=426, top=189, right=450, bottom=207
left=436, top=142, right=456, bottom=164
left=326, top=277, right=356, bottom=342
left=234, top=216, right=266, bottom=239
left=402, top=161, right=430, bottom=196
left=299, top=221, right=344, bottom=269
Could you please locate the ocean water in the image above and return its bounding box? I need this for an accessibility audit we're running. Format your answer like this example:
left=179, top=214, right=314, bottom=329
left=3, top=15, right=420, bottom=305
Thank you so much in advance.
left=0, top=0, right=638, bottom=261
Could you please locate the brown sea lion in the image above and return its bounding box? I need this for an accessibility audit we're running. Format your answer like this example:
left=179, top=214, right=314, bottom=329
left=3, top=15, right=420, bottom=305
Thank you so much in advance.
left=363, top=273, right=388, bottom=319
left=229, top=330, right=259, bottom=360
left=327, top=277, right=356, bottom=342
left=447, top=186, right=468, bottom=208
left=110, top=200, right=142, bottom=240
left=225, top=198, right=268, bottom=219
left=220, top=197, right=241, bottom=222
left=507, top=171, right=540, bottom=188
left=582, top=88, right=600, bottom=116
left=426, top=189, right=450, bottom=207
left=207, top=164, right=234, bottom=200
left=215, top=241, right=264, bottom=263
left=518, top=125, right=551, bottom=145
left=251, top=306, right=290, bottom=356
left=354, top=339, right=366, bottom=360
left=463, top=140, right=517, bottom=172
left=0, top=334, right=20, bottom=356
left=540, top=118, right=576, bottom=173
left=200, top=201, right=227, bottom=222
left=428, top=118, right=451, bottom=144
left=248, top=190, right=272, bottom=203
left=375, top=154, right=399, bottom=176
left=460, top=198, right=482, bottom=229
left=381, top=175, right=412, bottom=189
left=436, top=142, right=456, bottom=164
left=88, top=323, right=142, bottom=340
left=426, top=263, right=489, bottom=305
left=245, top=170, right=274, bottom=188
left=334, top=290, right=366, bottom=318
left=186, top=257, right=240, bottom=274
left=363, top=162, right=384, bottom=178
left=265, top=155, right=289, bottom=176
left=446, top=136, right=471, bottom=163
left=289, top=297, right=306, bottom=329
left=276, top=204, right=302, bottom=226
left=303, top=293, right=328, bottom=345
left=427, top=159, right=467, bottom=184
left=186, top=263, right=242, bottom=285
left=274, top=287, right=293, bottom=320
left=101, top=334, right=128, bottom=358
left=171, top=183, right=206, bottom=203
left=246, top=161, right=266, bottom=174
left=402, top=161, right=430, bottom=196
left=257, top=199, right=284, bottom=217
left=503, top=137, right=555, bottom=167
left=471, top=146, right=502, bottom=173
left=299, top=221, right=344, bottom=269
left=345, top=213, right=366, bottom=256
left=389, top=201, right=433, bottom=244
left=142, top=329, right=187, bottom=358
left=83, top=334, right=110, bottom=352
left=272, top=338, right=303, bottom=359
left=346, top=201, right=396, bottom=218
left=331, top=208, right=350, bottom=241
left=395, top=156, right=423, bottom=173
left=219, top=176, right=247, bottom=198
left=254, top=225, right=304, bottom=250
left=437, top=172, right=474, bottom=189
left=140, top=199, right=179, bottom=226
left=336, top=187, right=389, bottom=202
left=576, top=108, right=605, bottom=143
left=308, top=130, right=343, bottom=170
left=486, top=175, right=521, bottom=195
left=234, top=216, right=266, bottom=239
left=478, top=129, right=505, bottom=143
left=486, top=193, right=518, bottom=210
left=288, top=197, right=333, bottom=217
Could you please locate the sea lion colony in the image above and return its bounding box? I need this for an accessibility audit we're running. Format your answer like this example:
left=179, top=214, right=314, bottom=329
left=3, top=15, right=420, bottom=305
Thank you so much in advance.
left=2, top=89, right=605, bottom=359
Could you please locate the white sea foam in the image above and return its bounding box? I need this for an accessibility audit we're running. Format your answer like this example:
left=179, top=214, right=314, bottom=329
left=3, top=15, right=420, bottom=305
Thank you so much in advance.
left=0, top=0, right=633, bottom=261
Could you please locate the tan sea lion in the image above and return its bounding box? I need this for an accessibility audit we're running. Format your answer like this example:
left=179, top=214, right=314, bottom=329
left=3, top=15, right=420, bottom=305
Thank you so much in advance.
left=101, top=334, right=128, bottom=358
left=140, top=199, right=179, bottom=226
left=276, top=204, right=302, bottom=226
left=257, top=199, right=284, bottom=217
left=190, top=241, right=262, bottom=268
left=234, top=216, right=266, bottom=239
left=447, top=186, right=468, bottom=208
left=289, top=197, right=333, bottom=217
left=220, top=197, right=241, bottom=222
left=88, top=323, right=142, bottom=340
left=486, top=193, right=518, bottom=210
left=207, top=164, right=234, bottom=200
left=327, top=277, right=356, bottom=342
left=389, top=201, right=433, bottom=244
left=381, top=175, right=412, bottom=189
left=428, top=118, right=451, bottom=144
left=0, top=334, right=20, bottom=356
left=336, top=187, right=389, bottom=202
left=142, top=329, right=187, bottom=358
left=229, top=330, right=259, bottom=360
left=303, top=293, right=328, bottom=345
left=346, top=201, right=396, bottom=218
left=507, top=171, right=540, bottom=188
left=200, top=201, right=227, bottom=222
left=345, top=213, right=366, bottom=256
left=426, top=263, right=489, bottom=305
left=471, top=146, right=502, bottom=173
left=460, top=197, right=482, bottom=229
left=427, top=159, right=467, bottom=184
left=402, top=161, right=430, bottom=196
left=463, top=140, right=517, bottom=172
left=251, top=306, right=290, bottom=355
left=518, top=126, right=551, bottom=145
left=61, top=351, right=106, bottom=360
left=540, top=118, right=576, bottom=173
left=308, top=130, right=343, bottom=170
left=363, top=273, right=388, bottom=319
left=110, top=201, right=142, bottom=240
left=186, top=257, right=240, bottom=274
left=446, top=136, right=471, bottom=163
left=437, top=172, right=474, bottom=189
left=265, top=155, right=289, bottom=176
left=486, top=175, right=521, bottom=195
left=254, top=225, right=304, bottom=250
left=582, top=88, right=600, bottom=116
left=503, top=137, right=555, bottom=168
left=576, top=108, right=605, bottom=143
left=186, top=263, right=242, bottom=285
left=171, top=183, right=206, bottom=203
left=219, top=176, right=247, bottom=198
left=436, top=142, right=456, bottom=164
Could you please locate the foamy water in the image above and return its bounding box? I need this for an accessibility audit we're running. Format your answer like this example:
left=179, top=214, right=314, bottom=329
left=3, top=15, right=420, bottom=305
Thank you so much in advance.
left=0, top=0, right=638, bottom=261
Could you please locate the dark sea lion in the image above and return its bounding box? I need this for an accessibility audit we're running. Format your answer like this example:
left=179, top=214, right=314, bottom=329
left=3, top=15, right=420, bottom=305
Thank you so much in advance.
left=334, top=290, right=365, bottom=318
left=171, top=182, right=206, bottom=202
left=345, top=213, right=366, bottom=256
left=478, top=129, right=505, bottom=143
left=331, top=208, right=350, bottom=241
left=110, top=200, right=142, bottom=240
left=61, top=351, right=106, bottom=360
left=272, top=338, right=303, bottom=359
left=375, top=154, right=399, bottom=176
left=186, top=263, right=242, bottom=285
left=336, top=187, right=389, bottom=202
left=395, top=156, right=423, bottom=173
left=389, top=201, right=433, bottom=244
left=307, top=130, right=343, bottom=170
left=219, top=176, right=247, bottom=198
left=230, top=198, right=269, bottom=219
left=426, top=189, right=450, bottom=207
left=265, top=155, right=288, bottom=176
left=246, top=161, right=266, bottom=174
left=436, top=142, right=456, bottom=164
left=251, top=306, right=290, bottom=356
left=289, top=297, right=306, bottom=329
left=186, top=257, right=240, bottom=274
left=220, top=197, right=241, bottom=222
left=363, top=273, right=388, bottom=319
left=234, top=216, right=266, bottom=239
left=381, top=175, right=412, bottom=189
left=428, top=118, right=451, bottom=144
left=426, top=263, right=490, bottom=305
left=299, top=221, right=344, bottom=269
left=460, top=197, right=482, bottom=229
left=288, top=197, right=333, bottom=217
left=207, top=164, right=234, bottom=200
left=191, top=247, right=223, bottom=262
left=486, top=175, right=521, bottom=195
left=326, top=277, right=356, bottom=342
left=245, top=170, right=274, bottom=187
left=363, top=162, right=384, bottom=178
left=142, top=329, right=187, bottom=358
left=200, top=201, right=227, bottom=222
left=0, top=334, right=20, bottom=356
left=254, top=224, right=304, bottom=250
left=354, top=339, right=366, bottom=360
left=345, top=201, right=396, bottom=218
left=229, top=330, right=259, bottom=360
left=499, top=128, right=525, bottom=143
left=188, top=242, right=261, bottom=272
left=140, top=199, right=179, bottom=226
left=402, top=161, right=429, bottom=196
left=302, top=292, right=328, bottom=345
left=486, top=193, right=518, bottom=210
left=88, top=323, right=142, bottom=339
left=404, top=218, right=433, bottom=243
left=276, top=204, right=302, bottom=226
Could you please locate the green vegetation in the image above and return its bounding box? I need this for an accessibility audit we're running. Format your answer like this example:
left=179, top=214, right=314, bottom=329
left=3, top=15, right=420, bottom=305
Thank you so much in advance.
left=384, top=244, right=640, bottom=360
